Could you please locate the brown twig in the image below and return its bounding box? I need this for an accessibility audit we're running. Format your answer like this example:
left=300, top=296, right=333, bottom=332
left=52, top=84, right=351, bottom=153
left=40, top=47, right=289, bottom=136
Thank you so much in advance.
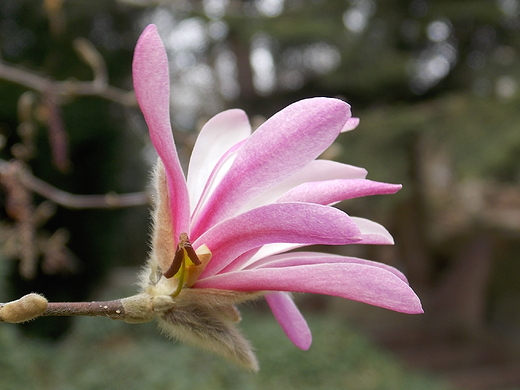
left=22, top=173, right=150, bottom=209
left=0, top=159, right=150, bottom=209
left=0, top=293, right=170, bottom=324
left=42, top=300, right=127, bottom=320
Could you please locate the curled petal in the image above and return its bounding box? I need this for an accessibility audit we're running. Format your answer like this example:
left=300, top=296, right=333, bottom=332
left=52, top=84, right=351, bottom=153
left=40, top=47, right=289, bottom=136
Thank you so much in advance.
left=194, top=202, right=362, bottom=278
left=196, top=263, right=423, bottom=314
left=187, top=109, right=251, bottom=215
left=133, top=24, right=190, bottom=239
left=277, top=179, right=402, bottom=205
left=265, top=292, right=312, bottom=350
left=351, top=217, right=394, bottom=245
left=341, top=117, right=360, bottom=132
left=191, top=98, right=353, bottom=237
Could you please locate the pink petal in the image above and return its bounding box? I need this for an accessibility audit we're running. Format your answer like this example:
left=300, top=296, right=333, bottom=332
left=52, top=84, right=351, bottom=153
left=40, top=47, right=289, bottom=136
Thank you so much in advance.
left=133, top=24, right=190, bottom=238
left=196, top=263, right=423, bottom=314
left=219, top=216, right=395, bottom=273
left=187, top=109, right=251, bottom=215
left=191, top=98, right=353, bottom=238
left=246, top=252, right=408, bottom=283
left=214, top=209, right=394, bottom=274
left=265, top=292, right=312, bottom=350
left=194, top=202, right=362, bottom=278
left=277, top=179, right=402, bottom=205
left=240, top=161, right=368, bottom=212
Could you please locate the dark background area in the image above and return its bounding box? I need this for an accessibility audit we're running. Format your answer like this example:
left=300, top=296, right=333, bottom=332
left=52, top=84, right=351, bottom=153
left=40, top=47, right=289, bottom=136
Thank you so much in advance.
left=1, top=1, right=520, bottom=388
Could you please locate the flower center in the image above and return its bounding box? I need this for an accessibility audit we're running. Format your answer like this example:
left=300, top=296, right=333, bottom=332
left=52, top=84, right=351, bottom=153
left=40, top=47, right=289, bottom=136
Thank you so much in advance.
left=163, top=233, right=205, bottom=297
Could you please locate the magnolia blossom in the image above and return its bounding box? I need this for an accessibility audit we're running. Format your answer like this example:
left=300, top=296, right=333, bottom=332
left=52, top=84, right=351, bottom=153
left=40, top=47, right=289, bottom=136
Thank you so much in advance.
left=133, top=24, right=422, bottom=371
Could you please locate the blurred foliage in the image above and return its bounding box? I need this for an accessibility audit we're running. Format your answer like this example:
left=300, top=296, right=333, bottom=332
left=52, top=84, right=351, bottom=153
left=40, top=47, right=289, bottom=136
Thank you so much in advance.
left=339, top=93, right=520, bottom=186
left=0, top=315, right=450, bottom=390
left=0, top=0, right=150, bottom=318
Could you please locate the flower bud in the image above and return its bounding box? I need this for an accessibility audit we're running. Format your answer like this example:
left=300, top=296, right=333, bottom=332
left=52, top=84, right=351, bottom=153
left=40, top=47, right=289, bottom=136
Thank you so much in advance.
left=0, top=293, right=48, bottom=323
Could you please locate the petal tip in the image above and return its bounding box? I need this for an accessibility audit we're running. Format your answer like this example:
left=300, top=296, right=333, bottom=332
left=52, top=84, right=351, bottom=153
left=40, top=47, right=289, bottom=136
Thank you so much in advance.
left=294, top=97, right=352, bottom=119
left=135, top=24, right=160, bottom=55
left=402, top=294, right=424, bottom=314
left=296, top=337, right=312, bottom=351
left=392, top=183, right=403, bottom=193
left=142, top=23, right=158, bottom=35
left=341, top=117, right=360, bottom=132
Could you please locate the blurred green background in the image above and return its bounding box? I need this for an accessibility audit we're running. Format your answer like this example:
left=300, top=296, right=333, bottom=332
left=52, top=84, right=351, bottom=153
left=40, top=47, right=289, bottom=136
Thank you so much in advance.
left=1, top=0, right=520, bottom=388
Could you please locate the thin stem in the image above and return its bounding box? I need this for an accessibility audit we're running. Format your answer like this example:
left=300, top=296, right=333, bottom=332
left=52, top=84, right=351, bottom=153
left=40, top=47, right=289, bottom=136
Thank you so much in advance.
left=42, top=300, right=127, bottom=320
left=1, top=293, right=158, bottom=323
left=0, top=61, right=135, bottom=106
left=0, top=159, right=150, bottom=209
left=23, top=173, right=150, bottom=209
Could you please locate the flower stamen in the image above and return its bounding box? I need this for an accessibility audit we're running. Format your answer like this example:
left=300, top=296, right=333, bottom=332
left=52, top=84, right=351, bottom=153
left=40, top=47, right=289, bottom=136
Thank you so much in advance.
left=164, top=233, right=201, bottom=279
left=163, top=233, right=203, bottom=296
left=163, top=245, right=184, bottom=279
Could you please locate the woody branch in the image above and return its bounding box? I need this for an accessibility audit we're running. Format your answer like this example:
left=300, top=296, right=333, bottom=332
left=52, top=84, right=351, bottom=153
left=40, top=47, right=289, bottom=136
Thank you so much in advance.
left=0, top=38, right=135, bottom=106
left=0, top=159, right=150, bottom=210
left=0, top=293, right=169, bottom=324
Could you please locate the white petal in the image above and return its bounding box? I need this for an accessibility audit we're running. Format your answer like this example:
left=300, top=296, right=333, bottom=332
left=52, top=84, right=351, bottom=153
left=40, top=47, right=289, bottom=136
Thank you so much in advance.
left=187, top=109, right=251, bottom=214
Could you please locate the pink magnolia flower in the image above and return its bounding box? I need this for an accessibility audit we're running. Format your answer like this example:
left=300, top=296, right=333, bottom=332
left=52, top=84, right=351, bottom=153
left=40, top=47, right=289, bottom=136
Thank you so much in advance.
left=133, top=24, right=422, bottom=371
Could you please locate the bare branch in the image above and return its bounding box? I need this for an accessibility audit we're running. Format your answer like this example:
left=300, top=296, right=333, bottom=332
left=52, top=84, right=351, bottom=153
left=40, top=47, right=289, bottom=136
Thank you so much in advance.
left=73, top=37, right=108, bottom=89
left=1, top=293, right=169, bottom=324
left=1, top=295, right=139, bottom=323
left=0, top=159, right=150, bottom=209
left=0, top=60, right=135, bottom=106
left=42, top=300, right=127, bottom=320
left=0, top=61, right=49, bottom=90
left=22, top=171, right=150, bottom=209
